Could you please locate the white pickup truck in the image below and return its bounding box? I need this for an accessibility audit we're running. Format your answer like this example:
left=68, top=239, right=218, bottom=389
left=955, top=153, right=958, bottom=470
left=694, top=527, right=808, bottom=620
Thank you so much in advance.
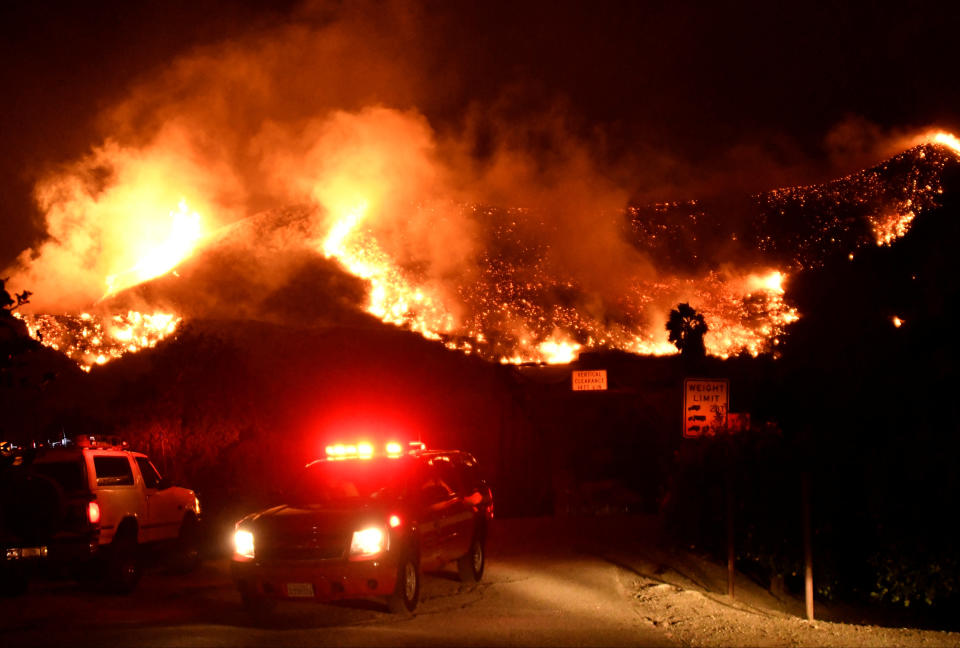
left=0, top=438, right=201, bottom=594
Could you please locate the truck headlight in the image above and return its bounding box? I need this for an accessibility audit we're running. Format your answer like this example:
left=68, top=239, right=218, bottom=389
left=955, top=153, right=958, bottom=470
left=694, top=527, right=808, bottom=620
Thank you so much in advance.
left=349, top=526, right=387, bottom=559
left=233, top=529, right=255, bottom=560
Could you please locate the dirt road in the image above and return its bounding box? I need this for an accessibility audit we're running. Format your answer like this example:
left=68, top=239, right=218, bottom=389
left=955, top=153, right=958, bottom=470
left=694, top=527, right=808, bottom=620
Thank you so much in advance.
left=2, top=516, right=957, bottom=647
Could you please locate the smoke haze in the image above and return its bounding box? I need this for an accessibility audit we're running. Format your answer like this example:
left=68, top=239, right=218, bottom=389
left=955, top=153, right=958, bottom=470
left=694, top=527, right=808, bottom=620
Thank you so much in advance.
left=5, top=2, right=653, bottom=320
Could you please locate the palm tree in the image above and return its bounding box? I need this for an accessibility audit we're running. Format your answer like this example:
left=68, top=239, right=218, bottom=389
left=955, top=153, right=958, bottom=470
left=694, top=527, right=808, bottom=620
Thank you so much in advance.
left=666, top=303, right=707, bottom=357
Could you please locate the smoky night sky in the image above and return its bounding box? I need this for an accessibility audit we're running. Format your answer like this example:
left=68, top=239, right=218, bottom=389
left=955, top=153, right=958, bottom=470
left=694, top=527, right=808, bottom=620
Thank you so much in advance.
left=2, top=0, right=959, bottom=279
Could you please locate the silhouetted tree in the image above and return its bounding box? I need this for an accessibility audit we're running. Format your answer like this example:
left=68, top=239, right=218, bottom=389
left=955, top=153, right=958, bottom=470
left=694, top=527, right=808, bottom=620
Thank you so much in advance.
left=1, top=279, right=30, bottom=313
left=666, top=303, right=707, bottom=357
left=1, top=279, right=35, bottom=368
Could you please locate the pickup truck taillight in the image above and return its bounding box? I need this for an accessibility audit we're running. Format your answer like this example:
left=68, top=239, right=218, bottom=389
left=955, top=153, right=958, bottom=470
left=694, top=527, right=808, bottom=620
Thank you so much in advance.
left=87, top=501, right=101, bottom=525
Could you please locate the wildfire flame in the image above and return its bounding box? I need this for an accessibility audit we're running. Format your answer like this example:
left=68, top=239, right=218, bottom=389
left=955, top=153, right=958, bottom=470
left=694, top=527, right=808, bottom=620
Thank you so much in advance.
left=294, top=130, right=958, bottom=363
left=867, top=131, right=960, bottom=248
left=537, top=335, right=583, bottom=365
left=862, top=130, right=960, bottom=248
left=321, top=200, right=456, bottom=339
left=318, top=198, right=799, bottom=362
left=928, top=131, right=960, bottom=156
left=9, top=127, right=960, bottom=370
left=16, top=311, right=181, bottom=372
left=11, top=198, right=202, bottom=370
left=105, top=200, right=204, bottom=297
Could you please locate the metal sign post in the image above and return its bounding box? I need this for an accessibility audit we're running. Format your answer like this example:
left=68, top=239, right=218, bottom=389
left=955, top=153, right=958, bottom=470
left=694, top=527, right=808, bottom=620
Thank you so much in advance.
left=802, top=471, right=814, bottom=621
left=684, top=377, right=735, bottom=597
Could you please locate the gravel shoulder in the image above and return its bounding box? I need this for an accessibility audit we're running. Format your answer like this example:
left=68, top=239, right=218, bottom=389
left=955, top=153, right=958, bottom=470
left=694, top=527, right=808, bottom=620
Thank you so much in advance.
left=548, top=515, right=960, bottom=648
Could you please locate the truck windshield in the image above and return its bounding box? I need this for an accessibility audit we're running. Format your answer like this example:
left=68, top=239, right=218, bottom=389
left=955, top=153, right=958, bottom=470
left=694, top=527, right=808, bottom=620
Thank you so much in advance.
left=290, top=458, right=408, bottom=505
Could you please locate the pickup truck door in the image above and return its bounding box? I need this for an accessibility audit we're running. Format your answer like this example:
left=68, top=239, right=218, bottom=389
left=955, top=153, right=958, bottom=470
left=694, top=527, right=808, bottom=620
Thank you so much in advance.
left=90, top=454, right=142, bottom=544
left=416, top=469, right=456, bottom=570
left=431, top=459, right=473, bottom=562
left=135, top=458, right=182, bottom=543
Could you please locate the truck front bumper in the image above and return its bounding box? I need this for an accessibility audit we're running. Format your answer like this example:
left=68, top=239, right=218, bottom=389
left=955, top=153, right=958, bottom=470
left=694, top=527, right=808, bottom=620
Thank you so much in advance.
left=231, top=556, right=399, bottom=601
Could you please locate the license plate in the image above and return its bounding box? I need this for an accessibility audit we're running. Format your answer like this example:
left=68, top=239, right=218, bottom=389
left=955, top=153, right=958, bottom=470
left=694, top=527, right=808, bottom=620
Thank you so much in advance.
left=286, top=582, right=315, bottom=598
left=22, top=547, right=48, bottom=558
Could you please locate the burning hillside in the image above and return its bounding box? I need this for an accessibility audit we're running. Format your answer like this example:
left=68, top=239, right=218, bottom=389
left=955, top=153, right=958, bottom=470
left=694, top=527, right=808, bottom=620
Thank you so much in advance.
left=628, top=135, right=960, bottom=272
left=4, top=2, right=957, bottom=372
left=15, top=311, right=180, bottom=372
left=9, top=131, right=960, bottom=371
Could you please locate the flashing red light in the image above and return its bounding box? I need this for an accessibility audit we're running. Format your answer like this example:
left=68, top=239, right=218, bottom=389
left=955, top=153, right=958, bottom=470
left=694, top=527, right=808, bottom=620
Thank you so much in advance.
left=87, top=501, right=101, bottom=525
left=326, top=442, right=374, bottom=459
left=325, top=440, right=425, bottom=460
left=389, top=514, right=401, bottom=528
left=385, top=441, right=403, bottom=456
left=325, top=443, right=357, bottom=459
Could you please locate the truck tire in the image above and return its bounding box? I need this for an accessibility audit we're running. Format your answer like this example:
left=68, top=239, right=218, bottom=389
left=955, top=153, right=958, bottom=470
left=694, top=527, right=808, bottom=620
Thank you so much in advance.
left=171, top=514, right=201, bottom=573
left=387, top=554, right=420, bottom=614
left=105, top=523, right=141, bottom=594
left=457, top=534, right=485, bottom=583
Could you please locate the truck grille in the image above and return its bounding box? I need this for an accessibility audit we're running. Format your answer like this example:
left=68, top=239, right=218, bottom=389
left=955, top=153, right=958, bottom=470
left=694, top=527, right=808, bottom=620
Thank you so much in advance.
left=258, top=534, right=347, bottom=562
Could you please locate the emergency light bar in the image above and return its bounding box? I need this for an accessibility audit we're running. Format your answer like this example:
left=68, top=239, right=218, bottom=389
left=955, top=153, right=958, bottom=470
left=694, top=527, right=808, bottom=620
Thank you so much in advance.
left=325, top=441, right=425, bottom=460
left=75, top=435, right=129, bottom=450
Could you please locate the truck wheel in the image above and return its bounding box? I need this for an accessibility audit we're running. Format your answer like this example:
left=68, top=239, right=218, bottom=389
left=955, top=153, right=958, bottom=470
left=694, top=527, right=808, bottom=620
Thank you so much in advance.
left=171, top=514, right=201, bottom=573
left=457, top=535, right=485, bottom=583
left=105, top=526, right=141, bottom=594
left=387, top=555, right=420, bottom=614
